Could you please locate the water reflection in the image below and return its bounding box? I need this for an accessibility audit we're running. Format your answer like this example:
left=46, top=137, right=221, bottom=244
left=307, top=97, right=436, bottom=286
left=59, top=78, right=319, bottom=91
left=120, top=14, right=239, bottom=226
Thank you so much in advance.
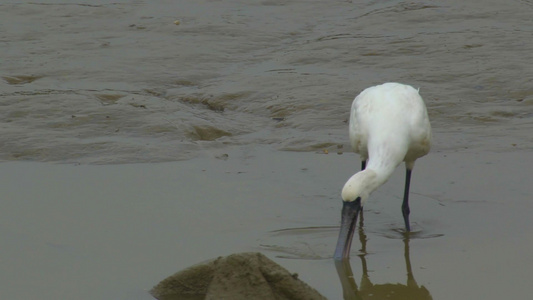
left=335, top=225, right=432, bottom=300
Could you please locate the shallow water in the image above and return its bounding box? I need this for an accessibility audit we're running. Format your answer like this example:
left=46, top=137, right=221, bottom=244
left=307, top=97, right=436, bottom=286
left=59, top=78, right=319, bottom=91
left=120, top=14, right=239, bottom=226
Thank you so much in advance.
left=1, top=0, right=532, bottom=163
left=1, top=1, right=532, bottom=299
left=0, top=149, right=531, bottom=299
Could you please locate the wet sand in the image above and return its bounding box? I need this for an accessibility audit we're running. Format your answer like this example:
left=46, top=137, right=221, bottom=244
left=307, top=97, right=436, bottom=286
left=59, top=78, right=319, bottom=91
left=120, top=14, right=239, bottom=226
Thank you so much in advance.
left=0, top=147, right=531, bottom=299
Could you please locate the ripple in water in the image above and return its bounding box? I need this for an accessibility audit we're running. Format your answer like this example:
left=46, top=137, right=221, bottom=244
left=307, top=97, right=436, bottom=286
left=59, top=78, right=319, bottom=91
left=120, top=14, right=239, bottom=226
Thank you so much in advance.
left=259, top=224, right=444, bottom=259
left=259, top=226, right=339, bottom=260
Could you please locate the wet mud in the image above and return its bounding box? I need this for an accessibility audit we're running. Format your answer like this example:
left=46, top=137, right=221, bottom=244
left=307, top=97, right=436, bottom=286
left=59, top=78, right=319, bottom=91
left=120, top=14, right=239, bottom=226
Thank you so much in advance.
left=150, top=252, right=326, bottom=300
left=1, top=0, right=532, bottom=163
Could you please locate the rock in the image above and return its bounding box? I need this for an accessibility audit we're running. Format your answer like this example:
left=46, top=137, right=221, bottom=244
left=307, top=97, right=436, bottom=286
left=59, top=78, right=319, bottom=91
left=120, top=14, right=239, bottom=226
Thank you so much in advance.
left=150, top=252, right=327, bottom=300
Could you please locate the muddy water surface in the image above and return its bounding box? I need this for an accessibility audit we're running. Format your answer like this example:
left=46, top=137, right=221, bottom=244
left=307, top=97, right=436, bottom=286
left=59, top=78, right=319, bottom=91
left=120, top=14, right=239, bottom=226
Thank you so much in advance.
left=0, top=149, right=531, bottom=299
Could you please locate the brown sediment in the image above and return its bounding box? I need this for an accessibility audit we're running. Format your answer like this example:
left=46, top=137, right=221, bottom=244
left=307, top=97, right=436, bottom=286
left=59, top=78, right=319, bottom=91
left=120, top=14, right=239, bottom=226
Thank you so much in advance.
left=150, top=252, right=327, bottom=300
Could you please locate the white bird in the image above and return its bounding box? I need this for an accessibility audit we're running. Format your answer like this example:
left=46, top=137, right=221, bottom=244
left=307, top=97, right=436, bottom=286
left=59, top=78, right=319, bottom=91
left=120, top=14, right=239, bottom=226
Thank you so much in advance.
left=334, top=82, right=431, bottom=260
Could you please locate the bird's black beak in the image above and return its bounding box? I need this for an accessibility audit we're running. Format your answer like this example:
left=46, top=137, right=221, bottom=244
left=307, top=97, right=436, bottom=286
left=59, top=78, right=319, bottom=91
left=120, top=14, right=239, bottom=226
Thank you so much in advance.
left=333, top=198, right=362, bottom=260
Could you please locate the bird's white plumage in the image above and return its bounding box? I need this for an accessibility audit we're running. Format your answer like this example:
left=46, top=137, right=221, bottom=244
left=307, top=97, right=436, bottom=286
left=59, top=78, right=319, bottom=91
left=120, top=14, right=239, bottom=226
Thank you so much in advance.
left=342, top=82, right=431, bottom=204
left=335, top=82, right=431, bottom=259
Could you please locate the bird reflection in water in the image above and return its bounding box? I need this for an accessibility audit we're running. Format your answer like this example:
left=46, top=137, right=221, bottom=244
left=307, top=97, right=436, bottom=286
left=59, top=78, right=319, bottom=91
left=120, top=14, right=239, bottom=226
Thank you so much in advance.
left=335, top=225, right=432, bottom=300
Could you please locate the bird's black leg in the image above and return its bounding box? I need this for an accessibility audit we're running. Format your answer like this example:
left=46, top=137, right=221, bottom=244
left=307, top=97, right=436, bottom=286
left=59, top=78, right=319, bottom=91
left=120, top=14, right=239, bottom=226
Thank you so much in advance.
left=402, top=169, right=412, bottom=232
left=359, top=160, right=367, bottom=226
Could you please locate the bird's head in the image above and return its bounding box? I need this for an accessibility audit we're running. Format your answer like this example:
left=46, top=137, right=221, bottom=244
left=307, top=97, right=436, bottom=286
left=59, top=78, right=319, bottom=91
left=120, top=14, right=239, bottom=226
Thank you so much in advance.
left=334, top=170, right=377, bottom=260
left=341, top=171, right=376, bottom=204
